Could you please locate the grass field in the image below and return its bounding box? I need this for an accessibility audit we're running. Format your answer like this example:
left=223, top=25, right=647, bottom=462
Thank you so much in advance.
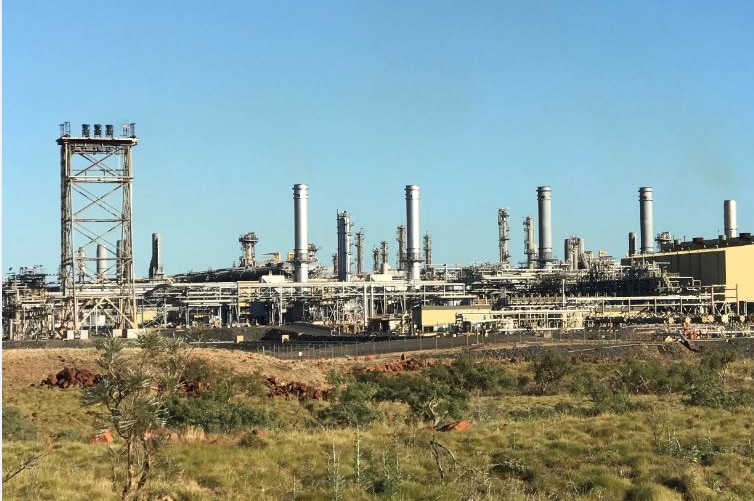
left=3, top=343, right=753, bottom=500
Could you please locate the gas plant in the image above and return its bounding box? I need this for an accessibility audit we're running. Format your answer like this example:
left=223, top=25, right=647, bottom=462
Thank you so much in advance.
left=3, top=123, right=753, bottom=340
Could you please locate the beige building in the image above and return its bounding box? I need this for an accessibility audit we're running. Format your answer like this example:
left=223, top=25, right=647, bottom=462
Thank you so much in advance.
left=621, top=244, right=754, bottom=302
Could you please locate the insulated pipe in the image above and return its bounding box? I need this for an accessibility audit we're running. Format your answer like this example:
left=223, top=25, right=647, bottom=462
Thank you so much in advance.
left=96, top=244, right=107, bottom=280
left=293, top=184, right=309, bottom=283
left=628, top=232, right=637, bottom=257
left=405, top=185, right=421, bottom=281
left=724, top=200, right=737, bottom=239
left=639, top=187, right=654, bottom=254
left=537, top=186, right=552, bottom=266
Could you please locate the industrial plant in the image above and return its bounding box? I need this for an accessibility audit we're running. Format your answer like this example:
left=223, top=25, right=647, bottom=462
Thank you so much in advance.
left=3, top=123, right=753, bottom=341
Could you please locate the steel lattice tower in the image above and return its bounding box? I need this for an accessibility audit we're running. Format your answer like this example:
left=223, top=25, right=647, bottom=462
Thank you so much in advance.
left=57, top=122, right=138, bottom=330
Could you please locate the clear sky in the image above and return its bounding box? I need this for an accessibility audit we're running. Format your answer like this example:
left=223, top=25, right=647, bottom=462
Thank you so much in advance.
left=4, top=1, right=754, bottom=278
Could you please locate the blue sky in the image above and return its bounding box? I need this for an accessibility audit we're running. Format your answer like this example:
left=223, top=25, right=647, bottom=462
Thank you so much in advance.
left=4, top=1, right=754, bottom=277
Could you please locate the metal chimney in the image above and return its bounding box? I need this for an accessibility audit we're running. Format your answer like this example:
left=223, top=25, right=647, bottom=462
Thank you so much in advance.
left=537, top=186, right=553, bottom=266
left=639, top=187, right=654, bottom=254
left=96, top=244, right=107, bottom=281
left=336, top=211, right=352, bottom=281
left=724, top=200, right=737, bottom=239
left=628, top=232, right=637, bottom=257
left=405, top=185, right=421, bottom=281
left=293, top=184, right=309, bottom=282
left=149, top=233, right=164, bottom=279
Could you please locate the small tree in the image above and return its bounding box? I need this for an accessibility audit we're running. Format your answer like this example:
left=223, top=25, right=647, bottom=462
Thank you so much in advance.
left=532, top=350, right=569, bottom=395
left=82, top=332, right=191, bottom=501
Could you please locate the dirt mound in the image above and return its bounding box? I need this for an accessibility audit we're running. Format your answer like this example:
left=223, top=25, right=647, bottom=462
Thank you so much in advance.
left=41, top=367, right=104, bottom=389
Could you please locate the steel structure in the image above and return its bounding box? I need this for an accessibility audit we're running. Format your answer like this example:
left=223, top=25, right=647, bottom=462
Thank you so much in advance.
left=57, top=122, right=138, bottom=331
left=396, top=224, right=407, bottom=271
left=239, top=232, right=258, bottom=268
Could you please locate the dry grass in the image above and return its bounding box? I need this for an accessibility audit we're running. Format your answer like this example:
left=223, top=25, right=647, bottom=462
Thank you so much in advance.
left=4, top=346, right=754, bottom=500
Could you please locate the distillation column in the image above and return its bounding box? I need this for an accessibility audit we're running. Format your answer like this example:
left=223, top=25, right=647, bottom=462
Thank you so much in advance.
left=724, top=200, right=737, bottom=239
left=639, top=187, right=654, bottom=254
left=524, top=216, right=537, bottom=269
left=537, top=186, right=553, bottom=267
left=336, top=211, right=352, bottom=281
left=149, top=233, right=164, bottom=279
left=355, top=230, right=364, bottom=275
left=405, top=185, right=422, bottom=281
left=293, top=184, right=309, bottom=283
left=423, top=233, right=432, bottom=268
left=396, top=225, right=407, bottom=271
left=498, top=208, right=510, bottom=266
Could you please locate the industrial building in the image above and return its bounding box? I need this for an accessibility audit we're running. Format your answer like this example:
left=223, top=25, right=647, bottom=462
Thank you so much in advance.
left=2, top=124, right=752, bottom=340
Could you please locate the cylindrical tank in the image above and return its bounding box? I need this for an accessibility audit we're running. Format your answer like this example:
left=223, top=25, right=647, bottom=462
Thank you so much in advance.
left=628, top=232, right=637, bottom=257
left=639, top=187, right=654, bottom=254
left=563, top=239, right=572, bottom=268
left=537, top=186, right=552, bottom=266
left=724, top=200, right=737, bottom=239
left=405, top=185, right=421, bottom=281
left=97, top=244, right=107, bottom=280
left=293, top=184, right=309, bottom=283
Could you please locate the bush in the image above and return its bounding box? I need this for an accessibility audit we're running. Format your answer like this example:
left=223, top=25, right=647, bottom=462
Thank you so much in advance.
left=166, top=393, right=280, bottom=433
left=2, top=406, right=37, bottom=441
left=316, top=375, right=384, bottom=428
left=447, top=354, right=515, bottom=395
left=532, top=350, right=569, bottom=394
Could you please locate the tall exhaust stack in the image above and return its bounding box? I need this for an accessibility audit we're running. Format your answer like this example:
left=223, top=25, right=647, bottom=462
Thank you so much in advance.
left=336, top=210, right=352, bottom=281
left=405, top=185, right=421, bottom=281
left=639, top=187, right=654, bottom=254
left=149, top=233, right=164, bottom=279
left=537, top=186, right=552, bottom=267
left=724, top=200, right=737, bottom=239
left=293, top=184, right=309, bottom=283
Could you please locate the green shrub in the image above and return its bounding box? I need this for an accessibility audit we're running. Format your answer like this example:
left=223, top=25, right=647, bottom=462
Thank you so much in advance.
left=532, top=350, right=569, bottom=395
left=2, top=406, right=37, bottom=441
left=359, top=368, right=469, bottom=425
left=317, top=376, right=384, bottom=428
left=166, top=388, right=280, bottom=433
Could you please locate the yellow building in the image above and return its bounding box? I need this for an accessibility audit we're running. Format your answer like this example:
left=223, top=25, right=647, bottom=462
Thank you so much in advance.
left=414, top=305, right=493, bottom=333
left=622, top=243, right=754, bottom=302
